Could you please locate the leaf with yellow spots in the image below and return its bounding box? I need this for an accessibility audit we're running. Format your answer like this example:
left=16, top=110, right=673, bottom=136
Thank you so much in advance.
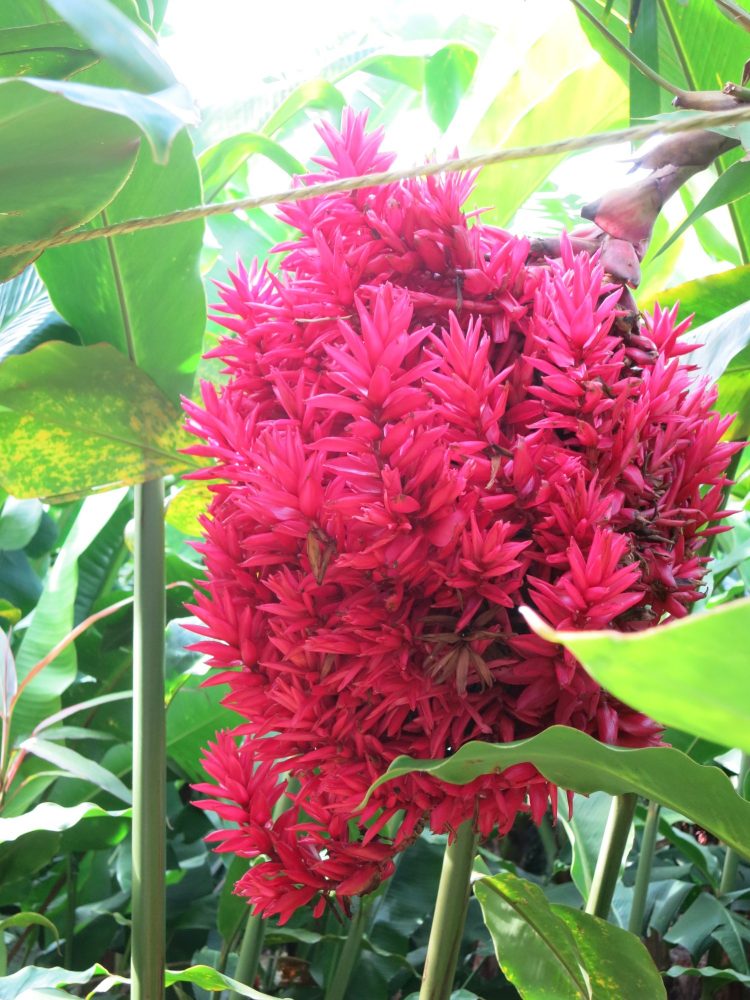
left=555, top=906, right=666, bottom=999
left=0, top=341, right=199, bottom=500
left=166, top=480, right=217, bottom=537
left=474, top=871, right=666, bottom=999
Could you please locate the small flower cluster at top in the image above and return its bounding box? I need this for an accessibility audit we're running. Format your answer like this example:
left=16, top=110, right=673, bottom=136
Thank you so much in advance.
left=183, top=110, right=738, bottom=924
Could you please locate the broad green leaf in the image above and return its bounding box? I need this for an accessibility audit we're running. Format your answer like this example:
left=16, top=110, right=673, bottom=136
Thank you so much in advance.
left=0, top=801, right=128, bottom=842
left=34, top=691, right=133, bottom=735
left=685, top=302, right=750, bottom=436
left=0, top=79, right=137, bottom=280
left=37, top=130, right=206, bottom=403
left=19, top=736, right=132, bottom=804
left=0, top=342, right=196, bottom=500
left=629, top=0, right=660, bottom=122
left=658, top=161, right=750, bottom=257
left=0, top=630, right=16, bottom=719
left=404, top=992, right=479, bottom=1000
left=464, top=12, right=627, bottom=227
left=636, top=214, right=686, bottom=303
left=261, top=79, right=345, bottom=139
left=0, top=498, right=43, bottom=550
left=0, top=964, right=112, bottom=1000
left=665, top=892, right=749, bottom=971
left=367, top=725, right=750, bottom=857
left=0, top=268, right=78, bottom=363
left=166, top=674, right=236, bottom=782
left=166, top=481, right=213, bottom=536
left=45, top=0, right=175, bottom=92
left=199, top=132, right=304, bottom=202
left=424, top=44, right=478, bottom=131
left=657, top=814, right=720, bottom=886
left=716, top=0, right=750, bottom=31
left=639, top=265, right=750, bottom=331
left=0, top=911, right=59, bottom=977
left=559, top=792, right=633, bottom=904
left=666, top=965, right=750, bottom=986
left=656, top=0, right=750, bottom=260
left=523, top=601, right=750, bottom=754
left=0, top=911, right=59, bottom=938
left=196, top=78, right=344, bottom=151
left=217, top=854, right=251, bottom=944
left=24, top=510, right=57, bottom=558
left=718, top=367, right=750, bottom=437
left=72, top=502, right=130, bottom=623
left=41, top=725, right=114, bottom=742
left=679, top=183, right=741, bottom=266
left=335, top=51, right=428, bottom=89
left=554, top=905, right=667, bottom=998
left=474, top=872, right=590, bottom=998
left=0, top=827, right=61, bottom=902
left=662, top=728, right=728, bottom=765
left=0, top=0, right=154, bottom=30
left=0, top=551, right=41, bottom=616
left=0, top=601, right=21, bottom=627
left=2, top=74, right=194, bottom=164
left=474, top=871, right=665, bottom=999
left=0, top=270, right=48, bottom=353
left=685, top=299, right=750, bottom=387
left=573, top=0, right=631, bottom=82
left=164, top=965, right=288, bottom=998
left=12, top=489, right=125, bottom=739
left=0, top=22, right=96, bottom=79
left=648, top=880, right=696, bottom=938
left=0, top=70, right=198, bottom=278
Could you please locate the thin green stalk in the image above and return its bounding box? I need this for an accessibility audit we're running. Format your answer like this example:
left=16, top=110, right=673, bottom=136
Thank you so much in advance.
left=227, top=792, right=291, bottom=990
left=420, top=821, right=478, bottom=1000
left=228, top=914, right=265, bottom=1000
left=324, top=902, right=368, bottom=1000
left=537, top=814, right=558, bottom=877
left=657, top=0, right=750, bottom=265
left=570, top=0, right=685, bottom=98
left=585, top=793, right=637, bottom=920
left=131, top=478, right=166, bottom=1000
left=719, top=753, right=750, bottom=894
left=64, top=853, right=78, bottom=967
left=628, top=801, right=661, bottom=935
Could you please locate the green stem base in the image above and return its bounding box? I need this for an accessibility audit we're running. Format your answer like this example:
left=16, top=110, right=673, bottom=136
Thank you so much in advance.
left=131, top=479, right=166, bottom=1000
left=420, top=821, right=478, bottom=1000
left=586, top=793, right=637, bottom=921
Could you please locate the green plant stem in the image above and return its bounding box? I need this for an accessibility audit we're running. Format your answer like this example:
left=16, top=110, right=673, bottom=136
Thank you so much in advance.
left=420, top=821, right=478, bottom=1000
left=131, top=478, right=166, bottom=1000
left=64, top=853, right=78, bottom=967
left=538, top=814, right=558, bottom=877
left=570, top=0, right=685, bottom=98
left=628, top=801, right=661, bottom=935
left=228, top=913, right=265, bottom=1000
left=324, top=901, right=368, bottom=1000
left=719, top=752, right=750, bottom=894
left=226, top=792, right=291, bottom=989
left=585, top=793, right=637, bottom=920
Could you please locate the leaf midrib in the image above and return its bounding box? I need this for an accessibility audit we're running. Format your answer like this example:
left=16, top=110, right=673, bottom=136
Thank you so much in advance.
left=101, top=206, right=137, bottom=365
left=481, top=879, right=591, bottom=998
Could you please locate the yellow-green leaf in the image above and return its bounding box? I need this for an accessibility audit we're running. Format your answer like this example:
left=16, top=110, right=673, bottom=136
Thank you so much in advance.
left=0, top=341, right=198, bottom=500
left=522, top=601, right=750, bottom=755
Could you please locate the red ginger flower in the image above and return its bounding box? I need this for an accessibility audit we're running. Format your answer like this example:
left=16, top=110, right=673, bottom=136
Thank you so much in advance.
left=184, top=110, right=739, bottom=924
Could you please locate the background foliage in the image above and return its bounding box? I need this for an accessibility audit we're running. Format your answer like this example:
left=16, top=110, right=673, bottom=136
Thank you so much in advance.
left=1, top=0, right=750, bottom=997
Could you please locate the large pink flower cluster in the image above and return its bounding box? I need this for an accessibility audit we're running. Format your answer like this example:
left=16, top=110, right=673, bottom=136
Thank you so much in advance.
left=185, top=111, right=738, bottom=924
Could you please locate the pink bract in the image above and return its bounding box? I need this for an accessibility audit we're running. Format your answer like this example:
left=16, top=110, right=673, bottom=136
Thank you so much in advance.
left=184, top=110, right=738, bottom=924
